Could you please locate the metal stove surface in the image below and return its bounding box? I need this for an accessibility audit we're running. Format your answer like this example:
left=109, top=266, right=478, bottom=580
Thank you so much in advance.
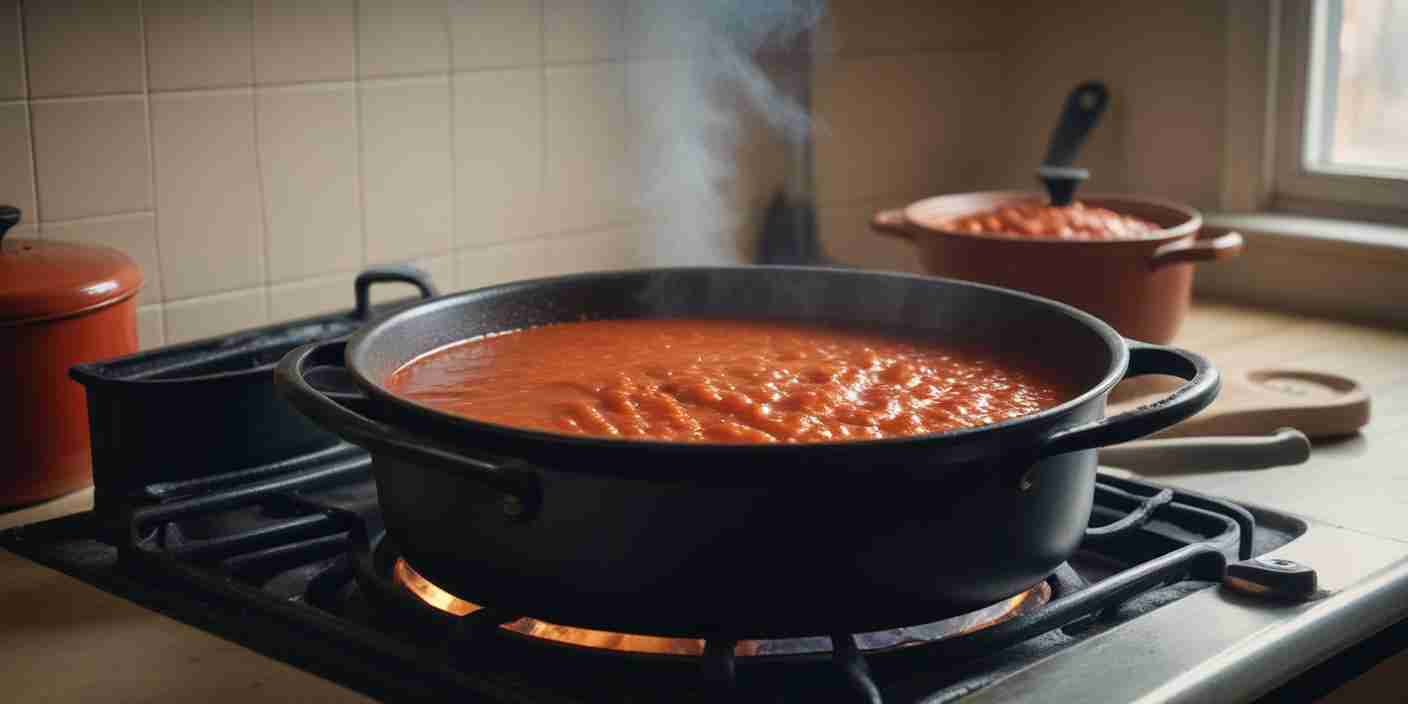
left=6, top=439, right=1395, bottom=704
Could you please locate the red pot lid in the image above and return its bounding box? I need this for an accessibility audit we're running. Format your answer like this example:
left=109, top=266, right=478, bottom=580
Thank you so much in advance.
left=0, top=208, right=143, bottom=325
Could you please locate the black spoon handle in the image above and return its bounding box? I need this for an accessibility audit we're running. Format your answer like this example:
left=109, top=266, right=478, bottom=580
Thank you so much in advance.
left=1042, top=81, right=1109, bottom=168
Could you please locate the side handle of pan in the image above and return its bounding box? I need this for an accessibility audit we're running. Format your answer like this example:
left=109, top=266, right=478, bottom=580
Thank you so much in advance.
left=1038, top=342, right=1221, bottom=459
left=1150, top=230, right=1244, bottom=268
left=274, top=340, right=543, bottom=522
left=870, top=209, right=915, bottom=240
left=354, top=264, right=439, bottom=320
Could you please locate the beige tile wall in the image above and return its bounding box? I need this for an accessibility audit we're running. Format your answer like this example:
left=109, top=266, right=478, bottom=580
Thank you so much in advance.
left=989, top=1, right=1230, bottom=211
left=1, top=0, right=1014, bottom=350
left=0, top=1, right=688, bottom=348
left=809, top=0, right=1006, bottom=273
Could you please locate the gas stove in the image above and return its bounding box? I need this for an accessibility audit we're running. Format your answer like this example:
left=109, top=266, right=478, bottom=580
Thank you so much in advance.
left=6, top=309, right=1408, bottom=703
left=0, top=448, right=1311, bottom=703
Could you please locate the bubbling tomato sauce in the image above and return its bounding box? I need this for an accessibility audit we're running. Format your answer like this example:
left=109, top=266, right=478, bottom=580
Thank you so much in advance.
left=945, top=201, right=1161, bottom=240
left=385, top=319, right=1076, bottom=444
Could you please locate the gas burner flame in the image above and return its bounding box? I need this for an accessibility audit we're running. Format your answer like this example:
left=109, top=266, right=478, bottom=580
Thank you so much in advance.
left=393, top=558, right=1043, bottom=657
left=393, top=558, right=729, bottom=655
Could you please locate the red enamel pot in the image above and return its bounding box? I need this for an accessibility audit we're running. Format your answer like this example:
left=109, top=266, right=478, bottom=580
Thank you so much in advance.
left=871, top=191, right=1243, bottom=343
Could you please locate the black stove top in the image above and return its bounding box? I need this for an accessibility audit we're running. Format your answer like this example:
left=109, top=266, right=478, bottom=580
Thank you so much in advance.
left=3, top=302, right=1320, bottom=703
left=1, top=443, right=1307, bottom=703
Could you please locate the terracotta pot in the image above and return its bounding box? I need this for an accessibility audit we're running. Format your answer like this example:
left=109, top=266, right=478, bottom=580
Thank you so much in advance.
left=0, top=207, right=142, bottom=507
left=871, top=191, right=1243, bottom=343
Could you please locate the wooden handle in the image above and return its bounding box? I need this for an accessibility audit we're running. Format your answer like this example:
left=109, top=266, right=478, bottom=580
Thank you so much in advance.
left=1099, top=428, right=1311, bottom=475
left=1151, top=231, right=1244, bottom=268
left=870, top=209, right=914, bottom=240
left=1108, top=367, right=1371, bottom=440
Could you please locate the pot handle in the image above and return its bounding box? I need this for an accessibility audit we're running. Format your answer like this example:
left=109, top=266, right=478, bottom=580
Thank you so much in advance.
left=274, top=339, right=542, bottom=521
left=354, top=264, right=439, bottom=320
left=1038, top=341, right=1220, bottom=458
left=870, top=209, right=915, bottom=240
left=1150, top=230, right=1244, bottom=269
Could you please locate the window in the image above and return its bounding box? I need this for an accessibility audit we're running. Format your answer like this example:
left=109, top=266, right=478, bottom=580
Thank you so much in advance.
left=1273, top=0, right=1408, bottom=219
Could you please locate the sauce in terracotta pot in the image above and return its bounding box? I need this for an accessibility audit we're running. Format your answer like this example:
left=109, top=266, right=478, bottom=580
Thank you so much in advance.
left=385, top=319, right=1075, bottom=444
left=945, top=201, right=1161, bottom=240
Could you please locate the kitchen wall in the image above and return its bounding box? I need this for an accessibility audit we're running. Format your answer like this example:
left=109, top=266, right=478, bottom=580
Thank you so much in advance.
left=814, top=0, right=1236, bottom=270
left=6, top=2, right=1225, bottom=352
left=989, top=1, right=1230, bottom=212
left=808, top=1, right=1008, bottom=272
left=0, top=0, right=802, bottom=349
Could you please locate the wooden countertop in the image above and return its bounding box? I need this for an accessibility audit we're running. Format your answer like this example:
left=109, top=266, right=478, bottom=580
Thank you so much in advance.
left=1118, top=302, right=1408, bottom=541
left=0, top=548, right=369, bottom=702
left=2, top=300, right=1406, bottom=703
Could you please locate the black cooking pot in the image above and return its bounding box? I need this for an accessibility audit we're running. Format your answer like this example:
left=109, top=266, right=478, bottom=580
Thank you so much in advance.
left=72, top=265, right=436, bottom=501
left=275, top=267, right=1217, bottom=639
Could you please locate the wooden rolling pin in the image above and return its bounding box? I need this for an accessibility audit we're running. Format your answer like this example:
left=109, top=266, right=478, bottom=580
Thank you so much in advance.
left=1108, top=367, right=1371, bottom=440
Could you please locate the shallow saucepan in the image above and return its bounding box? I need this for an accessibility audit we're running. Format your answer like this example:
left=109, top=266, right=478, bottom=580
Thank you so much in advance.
left=276, top=266, right=1218, bottom=638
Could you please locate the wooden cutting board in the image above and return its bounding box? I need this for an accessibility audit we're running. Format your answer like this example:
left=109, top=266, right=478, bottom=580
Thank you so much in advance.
left=1108, top=366, right=1371, bottom=440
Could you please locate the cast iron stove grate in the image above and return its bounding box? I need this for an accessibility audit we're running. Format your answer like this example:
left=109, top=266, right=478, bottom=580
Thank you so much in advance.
left=0, top=442, right=1312, bottom=704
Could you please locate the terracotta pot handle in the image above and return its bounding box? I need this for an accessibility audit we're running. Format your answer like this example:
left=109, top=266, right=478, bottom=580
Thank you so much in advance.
left=870, top=209, right=914, bottom=240
left=1151, top=231, right=1244, bottom=268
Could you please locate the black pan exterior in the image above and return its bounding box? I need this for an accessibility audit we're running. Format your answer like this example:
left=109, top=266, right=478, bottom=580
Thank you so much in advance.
left=70, top=265, right=437, bottom=502
left=71, top=317, right=358, bottom=500
left=375, top=441, right=1097, bottom=638
left=279, top=267, right=1210, bottom=638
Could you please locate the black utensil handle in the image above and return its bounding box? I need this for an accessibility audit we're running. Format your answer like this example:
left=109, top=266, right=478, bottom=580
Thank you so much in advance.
left=1039, top=341, right=1220, bottom=457
left=0, top=205, right=20, bottom=243
left=1042, top=81, right=1109, bottom=167
left=354, top=264, right=439, bottom=320
left=274, top=340, right=542, bottom=520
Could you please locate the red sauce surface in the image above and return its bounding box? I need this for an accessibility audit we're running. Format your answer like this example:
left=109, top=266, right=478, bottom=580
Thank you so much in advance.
left=945, top=201, right=1162, bottom=240
left=385, top=320, right=1075, bottom=444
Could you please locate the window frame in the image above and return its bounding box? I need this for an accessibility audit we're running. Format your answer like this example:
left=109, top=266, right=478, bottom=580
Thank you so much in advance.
left=1207, top=0, right=1406, bottom=326
left=1269, top=0, right=1408, bottom=220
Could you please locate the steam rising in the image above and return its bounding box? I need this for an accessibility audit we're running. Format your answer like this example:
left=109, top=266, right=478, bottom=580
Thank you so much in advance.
left=629, top=0, right=825, bottom=265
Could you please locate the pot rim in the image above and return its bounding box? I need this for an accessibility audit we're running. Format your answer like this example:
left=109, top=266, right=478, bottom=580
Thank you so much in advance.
left=900, top=190, right=1203, bottom=245
left=341, top=266, right=1132, bottom=455
left=0, top=288, right=140, bottom=328
left=70, top=309, right=360, bottom=389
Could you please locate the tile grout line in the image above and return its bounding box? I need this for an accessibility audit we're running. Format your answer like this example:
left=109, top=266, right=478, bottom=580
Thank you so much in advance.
left=532, top=0, right=547, bottom=289
left=352, top=0, right=369, bottom=278
left=156, top=222, right=643, bottom=307
left=20, top=64, right=560, bottom=103
left=444, top=0, right=457, bottom=288
left=135, top=0, right=168, bottom=344
left=37, top=210, right=159, bottom=228
left=25, top=91, right=146, bottom=104
left=163, top=284, right=270, bottom=307
left=246, top=0, right=273, bottom=326
left=15, top=0, right=40, bottom=234
left=616, top=2, right=639, bottom=265
left=13, top=58, right=648, bottom=103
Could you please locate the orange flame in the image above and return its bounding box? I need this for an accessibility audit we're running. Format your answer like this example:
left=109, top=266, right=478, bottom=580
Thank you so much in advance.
left=393, top=558, right=1041, bottom=656
left=394, top=558, right=741, bottom=655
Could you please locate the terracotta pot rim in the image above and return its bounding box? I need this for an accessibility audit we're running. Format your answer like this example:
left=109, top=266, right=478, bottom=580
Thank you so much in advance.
left=900, top=190, right=1203, bottom=245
